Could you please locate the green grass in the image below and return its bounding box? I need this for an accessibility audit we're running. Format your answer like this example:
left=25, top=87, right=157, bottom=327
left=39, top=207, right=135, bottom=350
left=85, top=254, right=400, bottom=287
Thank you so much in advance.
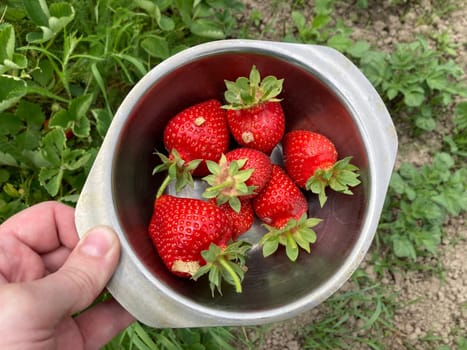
left=1, top=0, right=466, bottom=348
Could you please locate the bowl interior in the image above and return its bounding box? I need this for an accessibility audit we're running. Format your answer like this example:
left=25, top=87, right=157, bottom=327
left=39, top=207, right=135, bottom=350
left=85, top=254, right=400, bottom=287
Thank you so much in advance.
left=112, top=51, right=368, bottom=312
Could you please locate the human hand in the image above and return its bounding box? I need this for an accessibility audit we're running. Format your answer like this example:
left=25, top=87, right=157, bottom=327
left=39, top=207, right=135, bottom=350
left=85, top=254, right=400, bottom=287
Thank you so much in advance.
left=0, top=201, right=135, bottom=350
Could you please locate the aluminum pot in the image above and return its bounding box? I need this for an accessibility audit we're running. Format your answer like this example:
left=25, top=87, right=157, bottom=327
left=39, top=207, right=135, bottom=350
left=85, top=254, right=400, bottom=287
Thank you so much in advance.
left=75, top=39, right=398, bottom=328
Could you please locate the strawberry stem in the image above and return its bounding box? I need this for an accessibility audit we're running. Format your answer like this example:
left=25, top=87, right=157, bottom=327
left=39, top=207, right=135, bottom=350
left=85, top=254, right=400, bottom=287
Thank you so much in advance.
left=218, top=258, right=242, bottom=293
left=153, top=148, right=201, bottom=198
left=202, top=156, right=255, bottom=212
left=204, top=179, right=235, bottom=194
left=156, top=175, right=172, bottom=199
left=193, top=240, right=251, bottom=297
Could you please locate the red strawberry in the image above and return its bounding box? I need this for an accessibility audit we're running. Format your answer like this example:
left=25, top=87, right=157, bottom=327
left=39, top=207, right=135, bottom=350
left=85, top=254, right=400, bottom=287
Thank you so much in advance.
left=148, top=194, right=251, bottom=295
left=223, top=66, right=285, bottom=154
left=283, top=130, right=361, bottom=207
left=225, top=148, right=272, bottom=196
left=253, top=165, right=321, bottom=261
left=210, top=198, right=254, bottom=240
left=163, top=99, right=229, bottom=176
left=202, top=147, right=272, bottom=212
left=253, top=164, right=308, bottom=228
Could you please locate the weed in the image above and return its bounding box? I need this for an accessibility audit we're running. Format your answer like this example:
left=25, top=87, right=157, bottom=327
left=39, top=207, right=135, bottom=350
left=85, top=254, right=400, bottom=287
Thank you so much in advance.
left=301, top=269, right=396, bottom=350
left=444, top=101, right=467, bottom=157
left=104, top=322, right=236, bottom=350
left=359, top=38, right=466, bottom=132
left=377, top=152, right=467, bottom=261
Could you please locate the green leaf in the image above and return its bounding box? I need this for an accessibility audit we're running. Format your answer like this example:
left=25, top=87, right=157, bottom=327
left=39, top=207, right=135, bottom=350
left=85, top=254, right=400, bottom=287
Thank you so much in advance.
left=141, top=35, right=170, bottom=60
left=63, top=149, right=92, bottom=171
left=91, top=109, right=112, bottom=138
left=190, top=19, right=225, bottom=39
left=41, top=128, right=66, bottom=166
left=158, top=15, right=175, bottom=31
left=346, top=41, right=371, bottom=58
left=392, top=236, right=417, bottom=260
left=327, top=34, right=353, bottom=52
left=403, top=86, right=425, bottom=107
left=16, top=129, right=41, bottom=150
left=50, top=94, right=93, bottom=138
left=0, top=151, right=18, bottom=167
left=0, top=75, right=27, bottom=112
left=71, top=111, right=90, bottom=138
left=262, top=237, right=279, bottom=257
left=0, top=24, right=15, bottom=64
left=49, top=110, right=70, bottom=129
left=0, top=112, right=22, bottom=135
left=291, top=11, right=306, bottom=29
left=39, top=167, right=63, bottom=196
left=23, top=0, right=50, bottom=27
left=16, top=100, right=45, bottom=129
left=415, top=115, right=436, bottom=131
left=48, top=3, right=75, bottom=32
left=312, top=13, right=331, bottom=29
left=0, top=169, right=9, bottom=184
left=24, top=1, right=75, bottom=43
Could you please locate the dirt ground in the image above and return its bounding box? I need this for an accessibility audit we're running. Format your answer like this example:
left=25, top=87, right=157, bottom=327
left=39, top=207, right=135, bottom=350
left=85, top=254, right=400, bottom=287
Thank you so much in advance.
left=236, top=1, right=467, bottom=349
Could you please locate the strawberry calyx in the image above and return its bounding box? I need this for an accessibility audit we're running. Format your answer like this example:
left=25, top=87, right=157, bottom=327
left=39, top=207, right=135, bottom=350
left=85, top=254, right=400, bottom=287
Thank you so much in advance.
left=305, top=156, right=361, bottom=207
left=259, top=214, right=321, bottom=262
left=153, top=148, right=201, bottom=198
left=192, top=240, right=252, bottom=296
left=202, top=154, right=256, bottom=213
left=223, top=65, right=284, bottom=110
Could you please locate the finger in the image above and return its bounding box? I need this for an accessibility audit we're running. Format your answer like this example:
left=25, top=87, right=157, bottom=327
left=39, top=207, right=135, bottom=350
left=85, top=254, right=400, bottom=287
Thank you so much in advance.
left=41, top=246, right=73, bottom=273
left=26, top=226, right=121, bottom=323
left=74, top=299, right=135, bottom=349
left=0, top=235, right=46, bottom=283
left=0, top=201, right=78, bottom=254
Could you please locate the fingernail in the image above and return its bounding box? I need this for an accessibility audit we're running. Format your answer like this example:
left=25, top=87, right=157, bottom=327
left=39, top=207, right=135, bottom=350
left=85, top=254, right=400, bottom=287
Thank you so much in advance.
left=80, top=226, right=116, bottom=257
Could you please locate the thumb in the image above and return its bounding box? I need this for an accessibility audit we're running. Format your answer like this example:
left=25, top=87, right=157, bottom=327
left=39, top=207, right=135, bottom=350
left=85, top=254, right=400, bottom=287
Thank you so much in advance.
left=32, top=226, right=121, bottom=322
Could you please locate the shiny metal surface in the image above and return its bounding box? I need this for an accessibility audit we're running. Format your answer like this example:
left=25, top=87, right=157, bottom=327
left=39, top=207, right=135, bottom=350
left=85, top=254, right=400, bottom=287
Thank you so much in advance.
left=75, top=40, right=398, bottom=327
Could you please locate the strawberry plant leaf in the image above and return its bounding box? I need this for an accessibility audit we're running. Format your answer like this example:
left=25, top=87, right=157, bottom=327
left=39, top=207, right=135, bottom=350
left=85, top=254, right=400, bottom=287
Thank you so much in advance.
left=91, top=109, right=112, bottom=138
left=24, top=0, right=75, bottom=43
left=41, top=128, right=66, bottom=166
left=0, top=75, right=27, bottom=112
left=39, top=167, right=63, bottom=196
left=16, top=100, right=45, bottom=129
left=193, top=241, right=251, bottom=297
left=22, top=0, right=50, bottom=27
left=0, top=112, right=22, bottom=135
left=50, top=94, right=93, bottom=138
left=0, top=24, right=28, bottom=74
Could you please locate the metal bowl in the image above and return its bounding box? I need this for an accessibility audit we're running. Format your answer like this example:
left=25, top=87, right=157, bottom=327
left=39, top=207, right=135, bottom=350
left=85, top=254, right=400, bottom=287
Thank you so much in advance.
left=75, top=39, right=397, bottom=328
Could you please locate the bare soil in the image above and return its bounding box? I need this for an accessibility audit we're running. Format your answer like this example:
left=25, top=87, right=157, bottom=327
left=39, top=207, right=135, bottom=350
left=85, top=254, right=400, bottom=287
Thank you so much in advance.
left=236, top=1, right=467, bottom=349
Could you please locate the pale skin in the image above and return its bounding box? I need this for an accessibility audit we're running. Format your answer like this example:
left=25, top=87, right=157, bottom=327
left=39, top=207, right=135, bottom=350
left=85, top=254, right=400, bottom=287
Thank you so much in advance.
left=0, top=201, right=135, bottom=350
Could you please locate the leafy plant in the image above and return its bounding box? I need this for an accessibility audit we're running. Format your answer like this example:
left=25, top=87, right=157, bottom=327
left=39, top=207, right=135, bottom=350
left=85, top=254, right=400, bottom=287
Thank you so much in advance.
left=444, top=101, right=467, bottom=157
left=359, top=38, right=466, bottom=132
left=104, top=322, right=236, bottom=350
left=301, top=270, right=396, bottom=349
left=377, top=153, right=467, bottom=261
left=0, top=0, right=246, bottom=220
